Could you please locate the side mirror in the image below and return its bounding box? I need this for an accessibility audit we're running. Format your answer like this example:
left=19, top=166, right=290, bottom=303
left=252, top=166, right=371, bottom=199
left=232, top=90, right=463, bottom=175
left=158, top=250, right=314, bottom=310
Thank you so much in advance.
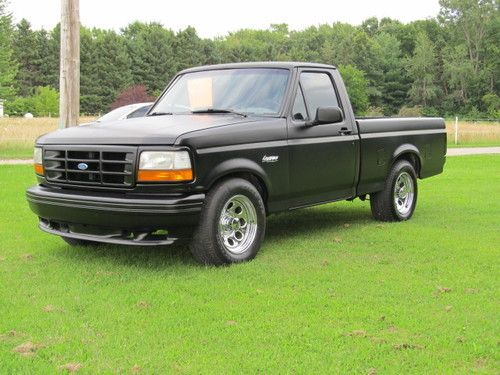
left=305, top=106, right=343, bottom=126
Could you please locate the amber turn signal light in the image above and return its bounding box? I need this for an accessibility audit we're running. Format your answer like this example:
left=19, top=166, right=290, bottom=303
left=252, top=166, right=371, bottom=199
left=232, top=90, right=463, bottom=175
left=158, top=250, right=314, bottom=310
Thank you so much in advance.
left=137, top=169, right=193, bottom=182
left=34, top=164, right=44, bottom=175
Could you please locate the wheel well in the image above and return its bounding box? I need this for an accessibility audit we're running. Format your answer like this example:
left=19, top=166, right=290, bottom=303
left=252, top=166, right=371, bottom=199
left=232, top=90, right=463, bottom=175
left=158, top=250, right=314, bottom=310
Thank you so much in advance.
left=211, top=172, right=269, bottom=210
left=394, top=152, right=421, bottom=177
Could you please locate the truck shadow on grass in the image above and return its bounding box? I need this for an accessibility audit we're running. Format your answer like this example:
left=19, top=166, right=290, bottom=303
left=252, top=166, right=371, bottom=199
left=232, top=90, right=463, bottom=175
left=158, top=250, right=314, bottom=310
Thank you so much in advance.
left=57, top=204, right=372, bottom=268
left=265, top=204, right=371, bottom=241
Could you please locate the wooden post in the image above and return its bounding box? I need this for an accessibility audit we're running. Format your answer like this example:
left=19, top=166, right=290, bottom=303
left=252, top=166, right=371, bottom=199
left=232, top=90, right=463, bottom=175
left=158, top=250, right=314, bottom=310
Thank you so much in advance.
left=59, top=0, right=80, bottom=128
left=454, top=116, right=459, bottom=145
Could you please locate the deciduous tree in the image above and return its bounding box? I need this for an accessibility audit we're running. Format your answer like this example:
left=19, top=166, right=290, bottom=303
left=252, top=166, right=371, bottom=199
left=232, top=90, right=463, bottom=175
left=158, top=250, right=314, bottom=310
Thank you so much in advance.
left=407, top=33, right=440, bottom=106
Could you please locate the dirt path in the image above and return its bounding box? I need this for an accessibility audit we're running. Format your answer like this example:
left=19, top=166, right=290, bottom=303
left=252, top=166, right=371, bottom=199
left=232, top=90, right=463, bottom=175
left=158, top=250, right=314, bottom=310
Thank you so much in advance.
left=1, top=147, right=499, bottom=165
left=0, top=159, right=33, bottom=165
left=446, top=147, right=500, bottom=156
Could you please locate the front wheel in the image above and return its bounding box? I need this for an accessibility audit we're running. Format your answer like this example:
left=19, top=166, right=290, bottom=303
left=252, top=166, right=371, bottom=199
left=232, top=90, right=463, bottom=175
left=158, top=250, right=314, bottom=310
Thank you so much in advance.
left=189, top=178, right=266, bottom=266
left=370, top=160, right=418, bottom=221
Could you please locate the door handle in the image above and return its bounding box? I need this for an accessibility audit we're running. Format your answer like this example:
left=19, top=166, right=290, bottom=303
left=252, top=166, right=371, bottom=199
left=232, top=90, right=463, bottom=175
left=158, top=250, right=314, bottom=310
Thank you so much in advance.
left=338, top=127, right=352, bottom=135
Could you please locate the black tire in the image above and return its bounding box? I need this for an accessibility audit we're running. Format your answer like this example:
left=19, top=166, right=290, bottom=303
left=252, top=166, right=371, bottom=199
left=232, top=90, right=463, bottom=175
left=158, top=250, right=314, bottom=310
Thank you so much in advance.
left=370, top=160, right=418, bottom=222
left=189, top=178, right=266, bottom=266
left=61, top=236, right=95, bottom=246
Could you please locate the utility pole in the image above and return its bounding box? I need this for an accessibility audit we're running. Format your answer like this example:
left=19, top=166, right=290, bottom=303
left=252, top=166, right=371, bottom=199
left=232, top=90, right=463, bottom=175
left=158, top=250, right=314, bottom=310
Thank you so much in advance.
left=59, top=0, right=80, bottom=128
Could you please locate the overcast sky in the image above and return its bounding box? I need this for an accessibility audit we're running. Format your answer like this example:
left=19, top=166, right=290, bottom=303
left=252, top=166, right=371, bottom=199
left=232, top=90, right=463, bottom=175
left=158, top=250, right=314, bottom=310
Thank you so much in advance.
left=9, top=0, right=441, bottom=38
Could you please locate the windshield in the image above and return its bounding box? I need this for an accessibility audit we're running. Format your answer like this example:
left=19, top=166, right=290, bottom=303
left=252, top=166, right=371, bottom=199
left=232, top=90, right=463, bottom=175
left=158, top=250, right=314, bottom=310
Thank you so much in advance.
left=151, top=68, right=290, bottom=116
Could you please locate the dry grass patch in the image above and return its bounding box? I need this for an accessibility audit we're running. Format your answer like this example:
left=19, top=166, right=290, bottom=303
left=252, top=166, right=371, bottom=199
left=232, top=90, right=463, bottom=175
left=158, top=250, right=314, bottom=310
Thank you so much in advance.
left=59, top=363, right=83, bottom=372
left=12, top=341, right=44, bottom=357
left=0, top=117, right=96, bottom=142
left=0, top=117, right=96, bottom=159
left=445, top=120, right=500, bottom=145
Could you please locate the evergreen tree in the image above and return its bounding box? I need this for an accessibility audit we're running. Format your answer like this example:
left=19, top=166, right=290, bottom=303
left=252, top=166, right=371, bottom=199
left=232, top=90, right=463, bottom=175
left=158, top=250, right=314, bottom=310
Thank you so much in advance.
left=80, top=28, right=132, bottom=113
left=173, top=27, right=209, bottom=71
left=37, top=25, right=60, bottom=90
left=122, top=22, right=176, bottom=93
left=0, top=0, right=17, bottom=99
left=79, top=27, right=99, bottom=113
left=373, top=32, right=410, bottom=114
left=12, top=19, right=41, bottom=96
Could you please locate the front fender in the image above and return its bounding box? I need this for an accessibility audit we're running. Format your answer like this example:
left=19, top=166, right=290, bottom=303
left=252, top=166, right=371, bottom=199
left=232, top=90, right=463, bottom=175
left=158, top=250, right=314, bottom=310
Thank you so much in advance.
left=204, top=158, right=271, bottom=192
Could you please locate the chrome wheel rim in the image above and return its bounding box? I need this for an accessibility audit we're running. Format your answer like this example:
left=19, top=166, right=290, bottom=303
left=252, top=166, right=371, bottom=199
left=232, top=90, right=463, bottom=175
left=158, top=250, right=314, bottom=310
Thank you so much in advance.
left=394, top=172, right=414, bottom=216
left=218, top=194, right=258, bottom=255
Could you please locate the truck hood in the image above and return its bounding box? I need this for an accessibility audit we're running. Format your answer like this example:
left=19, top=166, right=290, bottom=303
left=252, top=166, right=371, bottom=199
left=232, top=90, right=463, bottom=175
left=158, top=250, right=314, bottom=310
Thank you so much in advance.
left=36, top=114, right=262, bottom=145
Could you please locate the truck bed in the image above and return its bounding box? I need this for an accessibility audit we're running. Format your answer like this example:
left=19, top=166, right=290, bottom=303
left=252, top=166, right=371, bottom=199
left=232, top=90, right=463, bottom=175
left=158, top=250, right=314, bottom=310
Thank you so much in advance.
left=355, top=117, right=447, bottom=195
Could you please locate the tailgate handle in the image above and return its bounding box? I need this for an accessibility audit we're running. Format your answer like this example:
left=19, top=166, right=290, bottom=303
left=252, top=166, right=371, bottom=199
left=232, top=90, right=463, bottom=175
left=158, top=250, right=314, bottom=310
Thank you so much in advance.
left=338, top=127, right=352, bottom=135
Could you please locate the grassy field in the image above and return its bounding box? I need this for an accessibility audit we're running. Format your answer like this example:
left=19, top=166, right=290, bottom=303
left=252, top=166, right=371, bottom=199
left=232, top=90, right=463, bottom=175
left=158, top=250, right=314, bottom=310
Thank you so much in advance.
left=0, top=117, right=498, bottom=159
left=445, top=120, right=500, bottom=148
left=0, top=117, right=96, bottom=159
left=0, top=155, right=498, bottom=373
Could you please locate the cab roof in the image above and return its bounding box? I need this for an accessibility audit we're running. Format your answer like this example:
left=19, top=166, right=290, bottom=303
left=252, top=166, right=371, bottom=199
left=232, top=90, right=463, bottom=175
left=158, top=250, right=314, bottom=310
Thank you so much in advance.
left=179, top=61, right=337, bottom=74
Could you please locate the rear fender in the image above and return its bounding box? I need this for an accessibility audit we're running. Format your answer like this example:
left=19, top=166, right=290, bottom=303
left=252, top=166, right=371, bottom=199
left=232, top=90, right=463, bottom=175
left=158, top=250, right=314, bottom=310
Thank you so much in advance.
left=392, top=144, right=422, bottom=176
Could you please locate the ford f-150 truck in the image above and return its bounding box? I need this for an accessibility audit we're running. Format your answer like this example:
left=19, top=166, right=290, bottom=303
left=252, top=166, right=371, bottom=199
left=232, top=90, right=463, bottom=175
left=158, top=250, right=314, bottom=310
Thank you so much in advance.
left=26, top=62, right=446, bottom=265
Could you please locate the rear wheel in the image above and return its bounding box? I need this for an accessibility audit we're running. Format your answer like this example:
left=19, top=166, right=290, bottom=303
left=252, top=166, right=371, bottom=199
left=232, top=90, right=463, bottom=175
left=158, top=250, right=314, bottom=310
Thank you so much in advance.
left=370, top=160, right=418, bottom=221
left=189, top=178, right=266, bottom=266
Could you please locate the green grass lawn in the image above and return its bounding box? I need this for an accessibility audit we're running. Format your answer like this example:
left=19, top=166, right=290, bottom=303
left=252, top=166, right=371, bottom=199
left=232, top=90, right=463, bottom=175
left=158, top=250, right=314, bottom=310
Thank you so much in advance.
left=0, top=144, right=34, bottom=160
left=0, top=156, right=499, bottom=373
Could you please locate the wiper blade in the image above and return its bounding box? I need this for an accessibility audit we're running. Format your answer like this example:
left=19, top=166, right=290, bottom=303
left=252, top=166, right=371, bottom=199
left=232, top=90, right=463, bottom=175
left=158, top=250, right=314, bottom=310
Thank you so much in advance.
left=191, top=108, right=247, bottom=117
left=148, top=112, right=173, bottom=117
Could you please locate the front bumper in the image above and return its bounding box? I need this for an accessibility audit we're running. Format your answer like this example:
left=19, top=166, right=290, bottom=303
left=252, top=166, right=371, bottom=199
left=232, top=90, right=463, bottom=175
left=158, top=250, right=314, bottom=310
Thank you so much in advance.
left=26, top=185, right=205, bottom=245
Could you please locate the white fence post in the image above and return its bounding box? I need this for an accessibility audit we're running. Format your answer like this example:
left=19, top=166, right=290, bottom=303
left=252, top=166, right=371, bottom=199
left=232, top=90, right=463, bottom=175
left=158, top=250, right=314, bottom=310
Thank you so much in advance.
left=454, top=116, right=459, bottom=145
left=0, top=99, right=4, bottom=118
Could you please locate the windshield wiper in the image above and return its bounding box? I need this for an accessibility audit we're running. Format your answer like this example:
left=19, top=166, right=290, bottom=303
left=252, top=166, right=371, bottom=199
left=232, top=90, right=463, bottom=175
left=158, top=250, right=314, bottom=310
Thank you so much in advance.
left=191, top=108, right=247, bottom=117
left=148, top=111, right=173, bottom=117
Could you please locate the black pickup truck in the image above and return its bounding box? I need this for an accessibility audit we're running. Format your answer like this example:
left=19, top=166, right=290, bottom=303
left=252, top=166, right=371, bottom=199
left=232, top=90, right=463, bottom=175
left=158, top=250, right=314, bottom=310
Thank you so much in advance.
left=27, top=62, right=446, bottom=265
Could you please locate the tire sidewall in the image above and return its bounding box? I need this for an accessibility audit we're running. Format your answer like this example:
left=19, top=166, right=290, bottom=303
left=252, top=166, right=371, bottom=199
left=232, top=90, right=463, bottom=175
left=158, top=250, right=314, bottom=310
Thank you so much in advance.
left=208, top=179, right=266, bottom=263
left=390, top=161, right=418, bottom=220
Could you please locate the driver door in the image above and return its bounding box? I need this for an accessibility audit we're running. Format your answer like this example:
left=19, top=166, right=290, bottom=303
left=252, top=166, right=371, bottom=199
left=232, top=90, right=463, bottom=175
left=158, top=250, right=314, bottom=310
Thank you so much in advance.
left=287, top=69, right=357, bottom=207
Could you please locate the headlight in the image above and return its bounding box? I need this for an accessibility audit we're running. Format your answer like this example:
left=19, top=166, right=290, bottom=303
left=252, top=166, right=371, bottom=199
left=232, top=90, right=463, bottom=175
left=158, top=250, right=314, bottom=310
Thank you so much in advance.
left=34, top=147, right=42, bottom=164
left=138, top=151, right=193, bottom=182
left=34, top=147, right=44, bottom=175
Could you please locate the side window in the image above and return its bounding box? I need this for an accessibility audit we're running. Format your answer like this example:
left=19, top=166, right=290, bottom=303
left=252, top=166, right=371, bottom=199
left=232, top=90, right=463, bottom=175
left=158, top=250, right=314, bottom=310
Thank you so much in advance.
left=300, top=72, right=339, bottom=119
left=292, top=85, right=308, bottom=120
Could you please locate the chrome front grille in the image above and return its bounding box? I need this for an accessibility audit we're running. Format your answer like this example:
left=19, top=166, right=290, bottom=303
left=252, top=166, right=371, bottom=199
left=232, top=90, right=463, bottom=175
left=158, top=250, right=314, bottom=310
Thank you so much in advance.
left=43, top=146, right=137, bottom=187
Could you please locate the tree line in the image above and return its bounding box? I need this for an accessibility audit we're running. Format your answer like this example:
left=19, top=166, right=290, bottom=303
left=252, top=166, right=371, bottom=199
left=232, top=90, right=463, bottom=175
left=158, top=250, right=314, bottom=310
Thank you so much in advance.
left=0, top=0, right=498, bottom=118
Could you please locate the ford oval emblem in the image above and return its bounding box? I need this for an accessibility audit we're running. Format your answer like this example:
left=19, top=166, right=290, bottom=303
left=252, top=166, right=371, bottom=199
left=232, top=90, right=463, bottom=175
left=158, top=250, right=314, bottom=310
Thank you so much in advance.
left=77, top=162, right=89, bottom=170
